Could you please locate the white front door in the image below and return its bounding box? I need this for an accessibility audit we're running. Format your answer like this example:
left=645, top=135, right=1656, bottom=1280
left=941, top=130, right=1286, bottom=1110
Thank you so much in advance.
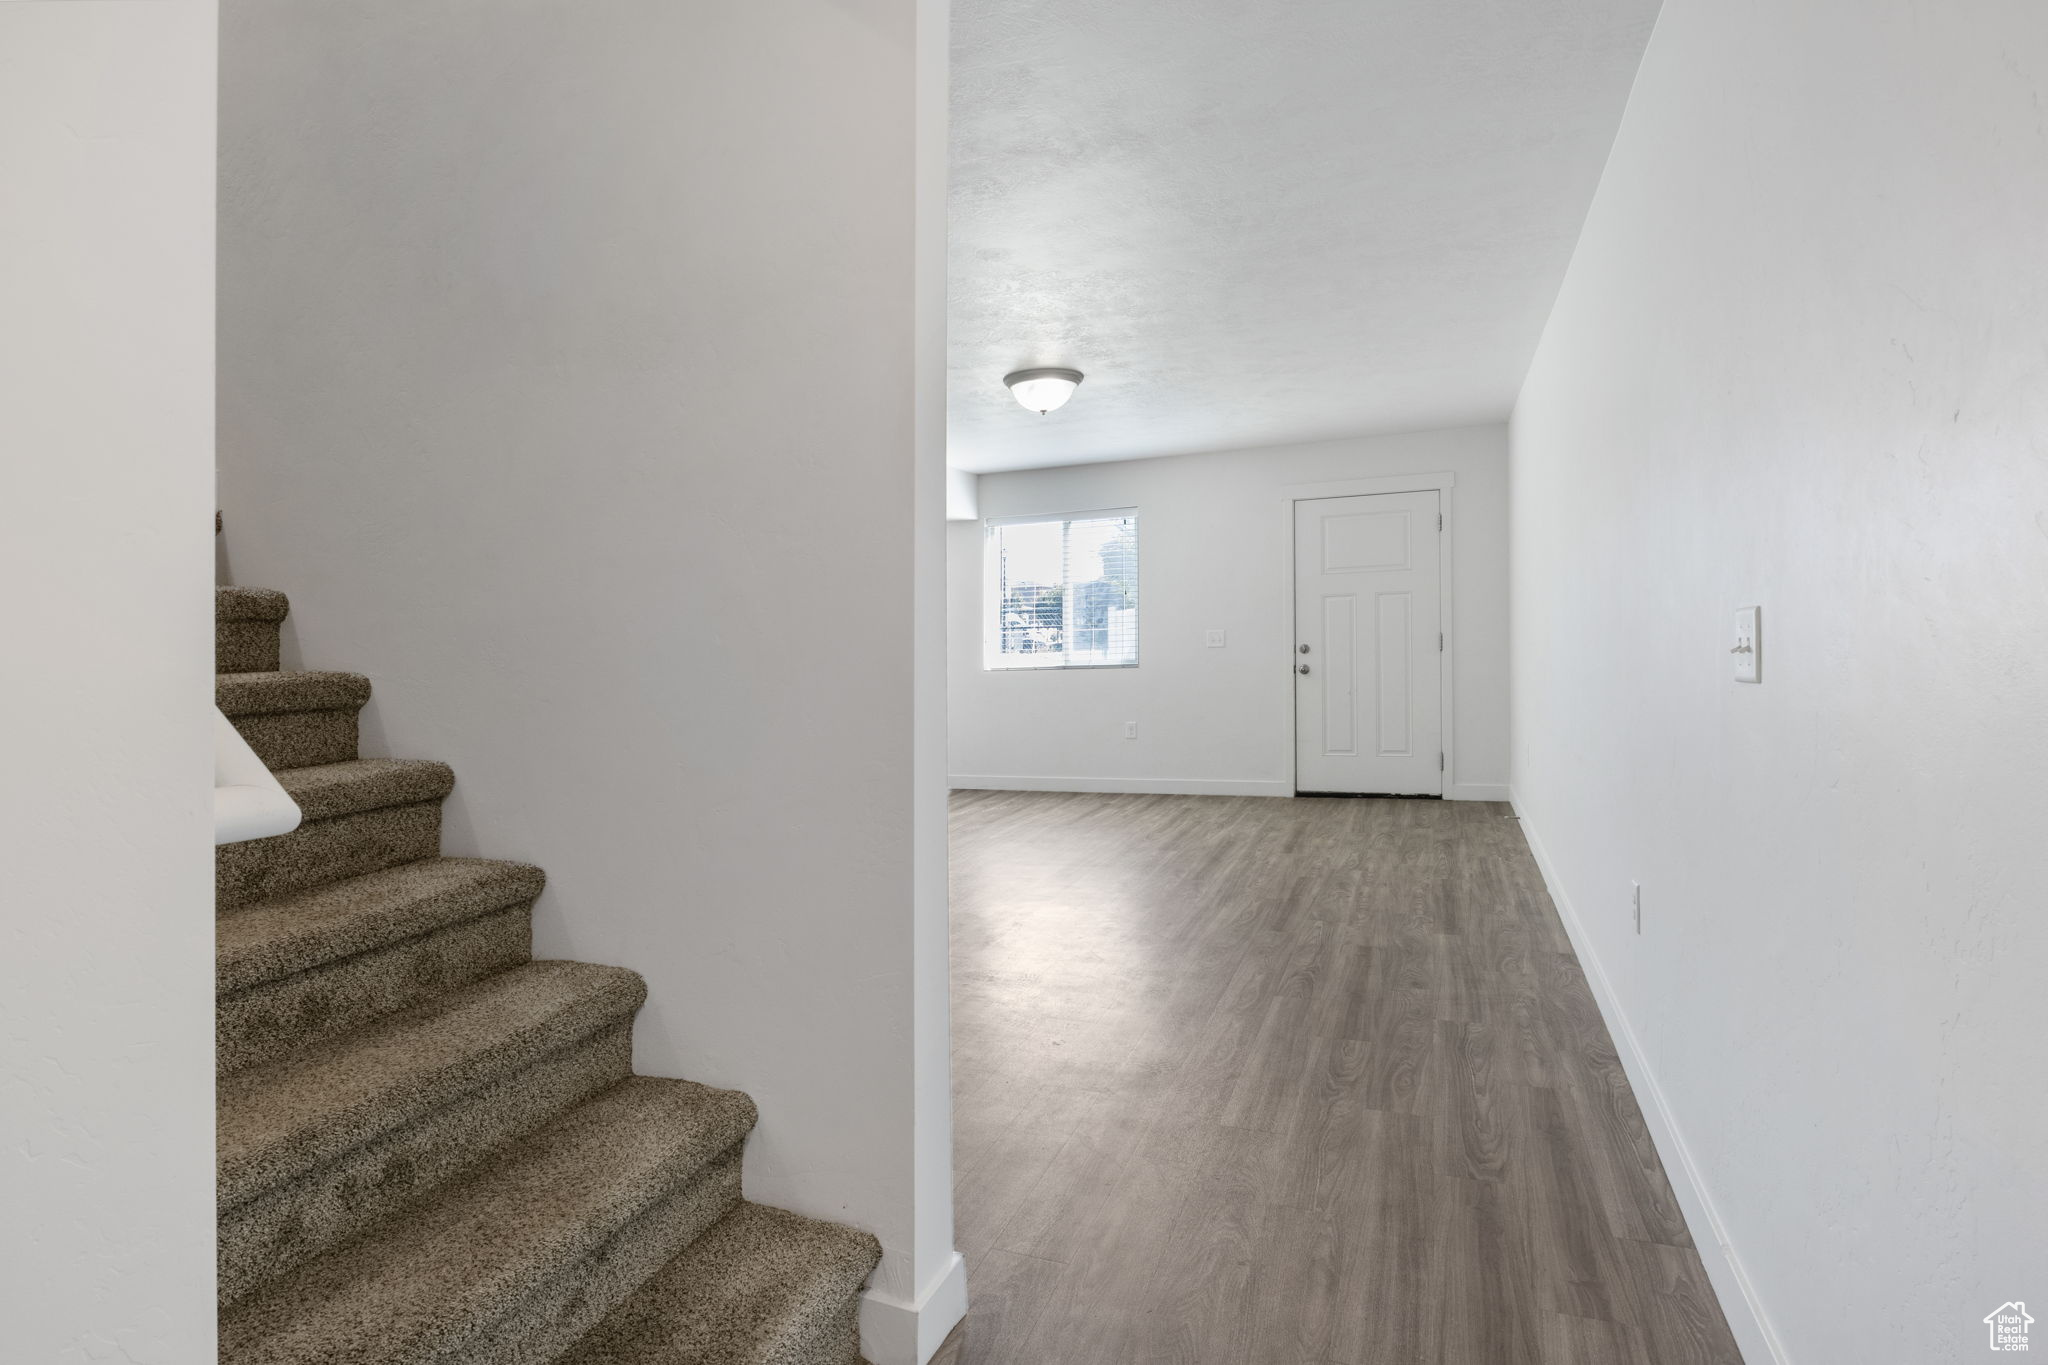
left=1293, top=491, right=1443, bottom=795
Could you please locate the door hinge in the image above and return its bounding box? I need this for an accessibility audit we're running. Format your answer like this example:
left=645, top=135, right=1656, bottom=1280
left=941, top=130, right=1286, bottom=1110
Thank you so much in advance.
left=1439, top=632, right=1444, bottom=652
left=1437, top=513, right=1443, bottom=531
left=1439, top=752, right=1445, bottom=772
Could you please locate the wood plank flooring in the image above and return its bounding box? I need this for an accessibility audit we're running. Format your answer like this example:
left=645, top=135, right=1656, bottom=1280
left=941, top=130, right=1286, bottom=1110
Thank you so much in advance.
left=933, top=790, right=1744, bottom=1365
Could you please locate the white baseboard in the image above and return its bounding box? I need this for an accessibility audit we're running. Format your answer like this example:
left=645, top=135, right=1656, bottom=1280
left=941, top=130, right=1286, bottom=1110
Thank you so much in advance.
left=948, top=774, right=1292, bottom=798
left=1510, top=791, right=1790, bottom=1365
left=860, top=1251, right=968, bottom=1365
left=1446, top=781, right=1511, bottom=802
left=952, top=774, right=1509, bottom=802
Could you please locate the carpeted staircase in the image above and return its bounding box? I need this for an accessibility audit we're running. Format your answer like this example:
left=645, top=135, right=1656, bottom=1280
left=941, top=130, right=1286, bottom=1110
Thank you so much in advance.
left=216, top=584, right=879, bottom=1365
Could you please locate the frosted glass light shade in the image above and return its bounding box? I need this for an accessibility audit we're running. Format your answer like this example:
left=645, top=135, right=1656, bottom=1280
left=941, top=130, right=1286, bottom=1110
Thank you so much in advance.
left=1004, top=367, right=1084, bottom=414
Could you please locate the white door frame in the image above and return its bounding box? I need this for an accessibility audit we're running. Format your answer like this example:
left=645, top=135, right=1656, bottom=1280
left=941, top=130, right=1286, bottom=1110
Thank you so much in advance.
left=1280, top=471, right=1461, bottom=798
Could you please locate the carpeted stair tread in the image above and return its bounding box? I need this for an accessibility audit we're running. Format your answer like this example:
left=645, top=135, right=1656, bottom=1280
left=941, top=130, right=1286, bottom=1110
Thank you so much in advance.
left=219, top=586, right=292, bottom=622
left=557, top=1202, right=882, bottom=1365
left=221, top=1076, right=759, bottom=1365
left=218, top=588, right=290, bottom=671
left=273, top=758, right=456, bottom=823
left=219, top=669, right=373, bottom=717
left=217, top=1022, right=634, bottom=1309
left=219, top=960, right=646, bottom=1210
left=219, top=857, right=544, bottom=995
left=217, top=857, right=541, bottom=1072
left=215, top=792, right=445, bottom=913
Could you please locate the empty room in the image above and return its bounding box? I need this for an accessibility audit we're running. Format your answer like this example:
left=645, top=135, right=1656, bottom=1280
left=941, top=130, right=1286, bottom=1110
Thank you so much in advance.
left=938, top=0, right=2046, bottom=1360
left=6, top=0, right=2044, bottom=1363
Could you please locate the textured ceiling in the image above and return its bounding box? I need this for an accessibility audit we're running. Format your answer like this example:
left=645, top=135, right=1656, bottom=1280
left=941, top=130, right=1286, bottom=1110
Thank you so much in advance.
left=948, top=0, right=1661, bottom=472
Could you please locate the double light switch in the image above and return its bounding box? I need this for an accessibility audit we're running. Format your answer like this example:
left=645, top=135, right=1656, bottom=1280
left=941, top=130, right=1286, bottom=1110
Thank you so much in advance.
left=1732, top=606, right=1760, bottom=683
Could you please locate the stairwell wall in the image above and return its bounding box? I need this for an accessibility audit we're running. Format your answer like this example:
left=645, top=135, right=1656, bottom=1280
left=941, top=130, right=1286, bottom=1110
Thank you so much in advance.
left=1, top=2, right=219, bottom=1359
left=216, top=2, right=956, bottom=1358
left=1509, top=1, right=2048, bottom=1359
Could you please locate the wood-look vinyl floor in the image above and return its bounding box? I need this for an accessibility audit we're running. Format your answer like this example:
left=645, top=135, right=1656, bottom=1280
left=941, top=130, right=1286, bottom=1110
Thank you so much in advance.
left=932, top=790, right=1744, bottom=1365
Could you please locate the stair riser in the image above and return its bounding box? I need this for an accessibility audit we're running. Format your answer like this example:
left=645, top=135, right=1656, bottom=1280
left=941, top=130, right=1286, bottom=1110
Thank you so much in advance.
left=770, top=1285, right=867, bottom=1365
left=217, top=802, right=441, bottom=913
left=440, top=1145, right=744, bottom=1365
left=220, top=1023, right=634, bottom=1308
left=232, top=708, right=359, bottom=769
left=218, top=620, right=282, bottom=673
left=219, top=905, right=535, bottom=1076
left=814, top=1297, right=865, bottom=1365
left=549, top=1201, right=881, bottom=1365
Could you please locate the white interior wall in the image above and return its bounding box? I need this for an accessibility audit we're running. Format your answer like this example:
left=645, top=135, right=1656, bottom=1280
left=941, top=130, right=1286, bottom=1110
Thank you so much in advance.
left=905, top=0, right=967, bottom=1357
left=945, top=466, right=980, bottom=522
left=949, top=426, right=1510, bottom=798
left=1510, top=1, right=2048, bottom=1360
left=1, top=3, right=218, bottom=1359
left=216, top=3, right=958, bottom=1358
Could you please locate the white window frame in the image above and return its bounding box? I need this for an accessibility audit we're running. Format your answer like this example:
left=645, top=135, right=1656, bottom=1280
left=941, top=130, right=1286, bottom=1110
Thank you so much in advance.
left=982, top=508, right=1140, bottom=671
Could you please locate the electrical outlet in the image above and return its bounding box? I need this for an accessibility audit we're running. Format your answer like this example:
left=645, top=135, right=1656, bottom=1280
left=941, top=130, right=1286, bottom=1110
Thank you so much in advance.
left=1632, top=881, right=1641, bottom=934
left=1123, top=720, right=1138, bottom=739
left=1205, top=630, right=1227, bottom=648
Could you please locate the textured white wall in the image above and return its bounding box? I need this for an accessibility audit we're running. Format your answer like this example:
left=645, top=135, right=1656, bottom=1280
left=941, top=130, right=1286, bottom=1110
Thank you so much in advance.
left=1511, top=1, right=2048, bottom=1360
left=217, top=3, right=957, bottom=1357
left=949, top=427, right=1510, bottom=798
left=0, top=3, right=218, bottom=1359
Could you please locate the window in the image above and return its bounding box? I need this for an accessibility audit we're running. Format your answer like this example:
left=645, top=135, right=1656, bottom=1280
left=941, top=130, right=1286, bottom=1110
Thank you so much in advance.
left=984, top=510, right=1139, bottom=670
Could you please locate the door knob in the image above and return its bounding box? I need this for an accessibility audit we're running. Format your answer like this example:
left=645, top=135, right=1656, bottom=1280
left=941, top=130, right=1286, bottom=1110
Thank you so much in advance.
left=1298, top=644, right=1311, bottom=654
left=1297, top=663, right=1311, bottom=675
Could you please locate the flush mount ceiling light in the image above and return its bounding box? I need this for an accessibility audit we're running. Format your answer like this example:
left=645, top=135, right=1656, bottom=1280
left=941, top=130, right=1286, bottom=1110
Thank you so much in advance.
left=1004, top=367, right=1084, bottom=415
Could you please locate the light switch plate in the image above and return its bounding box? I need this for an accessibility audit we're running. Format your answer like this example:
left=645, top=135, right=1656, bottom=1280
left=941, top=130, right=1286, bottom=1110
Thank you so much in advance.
left=1733, top=606, right=1760, bottom=683
left=1205, top=630, right=1226, bottom=648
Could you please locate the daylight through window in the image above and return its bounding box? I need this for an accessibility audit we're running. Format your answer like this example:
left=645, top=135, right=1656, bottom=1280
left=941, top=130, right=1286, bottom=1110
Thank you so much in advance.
left=984, top=511, right=1139, bottom=669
